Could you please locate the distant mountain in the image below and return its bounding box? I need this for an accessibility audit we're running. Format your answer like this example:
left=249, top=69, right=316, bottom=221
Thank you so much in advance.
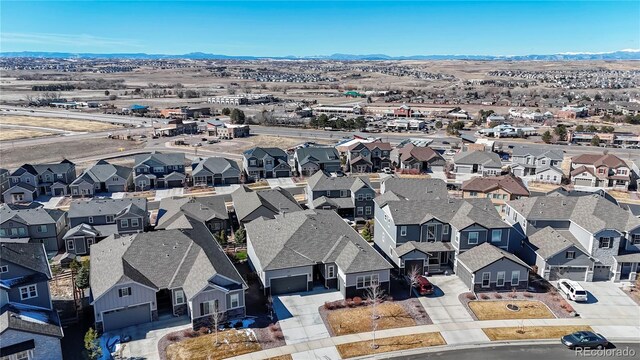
left=1, top=50, right=638, bottom=61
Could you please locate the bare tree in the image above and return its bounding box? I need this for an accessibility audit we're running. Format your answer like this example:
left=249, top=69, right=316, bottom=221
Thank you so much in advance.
left=210, top=303, right=226, bottom=346
left=407, top=266, right=421, bottom=298
left=364, top=281, right=386, bottom=349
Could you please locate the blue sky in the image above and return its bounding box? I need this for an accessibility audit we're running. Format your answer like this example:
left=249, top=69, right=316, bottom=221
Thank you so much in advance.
left=1, top=1, right=638, bottom=56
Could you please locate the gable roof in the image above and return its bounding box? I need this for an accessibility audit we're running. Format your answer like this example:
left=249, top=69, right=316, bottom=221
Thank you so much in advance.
left=572, top=153, right=627, bottom=168
left=192, top=157, right=240, bottom=176
left=295, top=147, right=340, bottom=165
left=398, top=144, right=443, bottom=163
left=508, top=195, right=640, bottom=234
left=68, top=198, right=147, bottom=218
left=0, top=303, right=63, bottom=338
left=307, top=171, right=371, bottom=192
left=0, top=205, right=64, bottom=226
left=511, top=146, right=563, bottom=160
left=231, top=186, right=302, bottom=222
left=380, top=178, right=447, bottom=201
left=462, top=174, right=529, bottom=197
left=133, top=152, right=185, bottom=167
left=156, top=196, right=228, bottom=230
left=245, top=210, right=391, bottom=273
left=71, top=160, right=131, bottom=185
left=454, top=150, right=502, bottom=168
left=528, top=227, right=589, bottom=260
left=11, top=160, right=75, bottom=179
left=243, top=147, right=288, bottom=159
left=0, top=243, right=50, bottom=279
left=457, top=242, right=530, bottom=273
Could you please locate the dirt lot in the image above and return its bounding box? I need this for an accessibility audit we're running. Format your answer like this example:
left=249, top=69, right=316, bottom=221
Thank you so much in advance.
left=0, top=137, right=145, bottom=168
left=0, top=128, right=53, bottom=141
left=0, top=115, right=120, bottom=132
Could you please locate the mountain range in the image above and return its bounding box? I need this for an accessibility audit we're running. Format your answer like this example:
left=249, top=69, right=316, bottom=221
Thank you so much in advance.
left=1, top=50, right=639, bottom=61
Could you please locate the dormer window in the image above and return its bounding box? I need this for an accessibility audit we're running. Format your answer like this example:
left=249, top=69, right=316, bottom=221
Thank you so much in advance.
left=0, top=265, right=8, bottom=273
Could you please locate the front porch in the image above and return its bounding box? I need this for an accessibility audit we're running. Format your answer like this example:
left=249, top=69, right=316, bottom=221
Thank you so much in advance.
left=398, top=241, right=455, bottom=276
left=613, top=253, right=640, bottom=282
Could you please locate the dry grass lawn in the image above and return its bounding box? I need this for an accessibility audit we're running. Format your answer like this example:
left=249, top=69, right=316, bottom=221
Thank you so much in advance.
left=398, top=173, right=431, bottom=179
left=526, top=181, right=561, bottom=193
left=327, top=302, right=416, bottom=336
left=468, top=300, right=555, bottom=320
left=0, top=115, right=119, bottom=132
left=483, top=326, right=593, bottom=341
left=265, top=355, right=293, bottom=360
left=165, top=329, right=261, bottom=360
left=0, top=128, right=55, bottom=141
left=336, top=332, right=446, bottom=359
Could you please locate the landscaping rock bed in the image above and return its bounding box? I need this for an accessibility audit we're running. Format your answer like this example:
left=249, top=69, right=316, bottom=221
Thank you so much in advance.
left=458, top=289, right=578, bottom=320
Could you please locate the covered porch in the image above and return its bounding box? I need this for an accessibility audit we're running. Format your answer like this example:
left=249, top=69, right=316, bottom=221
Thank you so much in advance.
left=397, top=241, right=455, bottom=276
left=613, top=253, right=640, bottom=282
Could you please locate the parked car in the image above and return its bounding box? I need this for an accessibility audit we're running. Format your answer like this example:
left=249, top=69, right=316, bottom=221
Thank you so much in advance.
left=382, top=167, right=394, bottom=174
left=330, top=171, right=346, bottom=177
left=413, top=275, right=434, bottom=296
left=561, top=331, right=608, bottom=350
left=557, top=279, right=588, bottom=302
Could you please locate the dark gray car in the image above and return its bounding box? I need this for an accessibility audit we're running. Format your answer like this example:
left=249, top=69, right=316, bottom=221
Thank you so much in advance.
left=561, top=331, right=608, bottom=350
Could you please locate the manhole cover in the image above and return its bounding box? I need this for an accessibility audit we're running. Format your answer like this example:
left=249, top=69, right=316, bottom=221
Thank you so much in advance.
left=506, top=304, right=520, bottom=311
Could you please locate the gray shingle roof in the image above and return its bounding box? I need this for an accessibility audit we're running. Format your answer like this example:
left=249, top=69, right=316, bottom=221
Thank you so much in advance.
left=231, top=186, right=302, bottom=222
left=72, top=160, right=132, bottom=185
left=0, top=205, right=64, bottom=226
left=133, top=152, right=185, bottom=167
left=0, top=303, right=63, bottom=338
left=457, top=242, right=530, bottom=273
left=295, top=147, right=340, bottom=165
left=192, top=157, right=240, bottom=176
left=453, top=150, right=502, bottom=168
left=68, top=198, right=147, bottom=218
left=157, top=196, right=228, bottom=229
left=245, top=210, right=391, bottom=273
left=508, top=195, right=640, bottom=234
left=511, top=145, right=564, bottom=160
left=380, top=178, right=448, bottom=200
left=307, top=171, right=371, bottom=192
left=396, top=241, right=453, bottom=257
left=528, top=227, right=589, bottom=260
left=243, top=147, right=288, bottom=160
left=312, top=196, right=354, bottom=209
left=0, top=243, right=50, bottom=278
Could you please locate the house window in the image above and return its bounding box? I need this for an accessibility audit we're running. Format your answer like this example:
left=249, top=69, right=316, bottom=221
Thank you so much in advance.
left=112, top=177, right=119, bottom=181
left=356, top=274, right=379, bottom=289
left=469, top=191, right=478, bottom=197
left=249, top=159, right=257, bottom=166
left=357, top=207, right=363, bottom=215
left=326, top=190, right=331, bottom=197
left=341, top=190, right=349, bottom=198
left=496, top=271, right=506, bottom=287
left=633, top=234, right=640, bottom=245
left=426, top=224, right=436, bottom=241
left=19, top=285, right=38, bottom=300
left=131, top=218, right=140, bottom=227
left=384, top=214, right=389, bottom=222
left=67, top=240, right=75, bottom=251
left=617, top=169, right=627, bottom=175
left=0, top=229, right=5, bottom=237
left=106, top=215, right=114, bottom=223
left=230, top=293, right=240, bottom=308
left=365, top=206, right=372, bottom=215
left=400, top=226, right=407, bottom=236
left=356, top=193, right=363, bottom=201
left=599, top=237, right=612, bottom=248
left=327, top=265, right=335, bottom=278
left=443, top=225, right=449, bottom=235
left=365, top=193, right=373, bottom=200
left=88, top=216, right=94, bottom=224
left=200, top=300, right=219, bottom=316
left=2, top=350, right=33, bottom=360
left=153, top=167, right=164, bottom=173
left=481, top=272, right=491, bottom=288
left=174, top=290, right=185, bottom=305
left=118, top=287, right=132, bottom=297
left=37, top=225, right=47, bottom=233
left=468, top=232, right=479, bottom=245
left=491, top=229, right=502, bottom=243
left=0, top=265, right=8, bottom=273
left=566, top=251, right=575, bottom=259
left=510, top=271, right=520, bottom=286
left=120, top=219, right=129, bottom=228
left=18, top=228, right=26, bottom=236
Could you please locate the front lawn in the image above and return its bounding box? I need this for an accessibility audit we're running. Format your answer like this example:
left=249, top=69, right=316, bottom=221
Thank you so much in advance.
left=483, top=326, right=593, bottom=341
left=326, top=302, right=416, bottom=336
left=336, top=332, right=446, bottom=359
left=468, top=300, right=555, bottom=320
left=165, top=329, right=261, bottom=360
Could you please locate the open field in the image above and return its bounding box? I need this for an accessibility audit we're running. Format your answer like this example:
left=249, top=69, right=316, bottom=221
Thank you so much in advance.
left=0, top=128, right=53, bottom=141
left=483, top=326, right=593, bottom=341
left=0, top=115, right=120, bottom=132
left=336, top=332, right=446, bottom=359
left=468, top=300, right=555, bottom=320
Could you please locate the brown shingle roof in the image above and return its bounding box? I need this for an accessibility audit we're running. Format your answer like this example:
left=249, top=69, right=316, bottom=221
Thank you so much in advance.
left=572, top=153, right=627, bottom=169
left=461, top=174, right=529, bottom=196
left=399, top=144, right=442, bottom=162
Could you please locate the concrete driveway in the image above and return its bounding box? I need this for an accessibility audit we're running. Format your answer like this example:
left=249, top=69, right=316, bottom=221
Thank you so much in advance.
left=273, top=287, right=343, bottom=345
left=266, top=178, right=296, bottom=189
left=154, top=188, right=184, bottom=201
left=568, top=281, right=640, bottom=321
left=214, top=184, right=241, bottom=195
left=418, top=275, right=474, bottom=324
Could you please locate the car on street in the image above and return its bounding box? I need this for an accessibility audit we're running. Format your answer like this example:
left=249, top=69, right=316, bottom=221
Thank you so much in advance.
left=557, top=279, right=588, bottom=302
left=561, top=331, right=608, bottom=350
left=413, top=275, right=434, bottom=296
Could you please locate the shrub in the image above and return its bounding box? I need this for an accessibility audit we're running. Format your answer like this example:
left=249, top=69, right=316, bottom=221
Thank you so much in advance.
left=167, top=334, right=180, bottom=342
left=182, top=329, right=198, bottom=338
left=465, top=293, right=476, bottom=300
left=197, top=327, right=209, bottom=336
left=494, top=293, right=503, bottom=299
left=561, top=303, right=574, bottom=313
left=335, top=300, right=347, bottom=309
left=480, top=294, right=490, bottom=300
left=353, top=296, right=363, bottom=306
left=508, top=293, right=517, bottom=299
left=272, top=330, right=285, bottom=341
left=523, top=292, right=533, bottom=298
left=324, top=301, right=335, bottom=310
left=268, top=323, right=280, bottom=332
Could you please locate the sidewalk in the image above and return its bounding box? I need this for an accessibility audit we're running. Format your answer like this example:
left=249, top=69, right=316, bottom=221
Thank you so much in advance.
left=229, top=317, right=640, bottom=360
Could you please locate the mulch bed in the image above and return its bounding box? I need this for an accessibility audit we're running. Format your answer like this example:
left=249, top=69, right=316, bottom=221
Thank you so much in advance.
left=318, top=297, right=432, bottom=337
left=458, top=289, right=578, bottom=320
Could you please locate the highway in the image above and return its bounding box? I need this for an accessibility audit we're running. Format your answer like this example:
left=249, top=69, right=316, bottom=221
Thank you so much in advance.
left=387, top=343, right=640, bottom=360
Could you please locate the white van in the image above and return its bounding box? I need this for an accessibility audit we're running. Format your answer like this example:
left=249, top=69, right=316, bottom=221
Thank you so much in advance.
left=557, top=279, right=588, bottom=302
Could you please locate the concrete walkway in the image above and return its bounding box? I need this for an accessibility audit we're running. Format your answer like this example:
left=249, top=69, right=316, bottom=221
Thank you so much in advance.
left=418, top=275, right=474, bottom=324
left=229, top=317, right=640, bottom=360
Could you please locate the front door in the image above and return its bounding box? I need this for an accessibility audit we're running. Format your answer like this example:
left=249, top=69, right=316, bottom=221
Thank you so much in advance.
left=75, top=237, right=86, bottom=254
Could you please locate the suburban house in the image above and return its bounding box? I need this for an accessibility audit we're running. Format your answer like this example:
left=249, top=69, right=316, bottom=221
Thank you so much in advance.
left=64, top=198, right=148, bottom=255
left=69, top=160, right=133, bottom=196
left=3, top=160, right=77, bottom=204
left=133, top=152, right=186, bottom=190
left=191, top=157, right=241, bottom=186
left=293, top=147, right=342, bottom=176
left=345, top=141, right=392, bottom=173
left=231, top=186, right=302, bottom=224
left=379, top=177, right=448, bottom=200
left=453, top=150, right=503, bottom=176
left=242, top=147, right=291, bottom=181
left=0, top=168, right=10, bottom=196
left=206, top=121, right=250, bottom=139
left=305, top=171, right=376, bottom=219
left=393, top=144, right=446, bottom=173
left=510, top=146, right=564, bottom=184
left=506, top=194, right=640, bottom=282
left=0, top=205, right=67, bottom=253
left=570, top=153, right=633, bottom=189
left=373, top=191, right=515, bottom=277
left=156, top=196, right=229, bottom=234
left=461, top=174, right=530, bottom=214
left=245, top=209, right=392, bottom=297
left=456, top=242, right=531, bottom=293
left=90, top=220, right=246, bottom=332
left=0, top=243, right=64, bottom=360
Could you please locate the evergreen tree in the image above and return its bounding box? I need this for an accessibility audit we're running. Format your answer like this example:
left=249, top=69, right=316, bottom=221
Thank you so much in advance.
left=542, top=131, right=553, bottom=144
left=84, top=328, right=102, bottom=360
left=234, top=227, right=246, bottom=245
